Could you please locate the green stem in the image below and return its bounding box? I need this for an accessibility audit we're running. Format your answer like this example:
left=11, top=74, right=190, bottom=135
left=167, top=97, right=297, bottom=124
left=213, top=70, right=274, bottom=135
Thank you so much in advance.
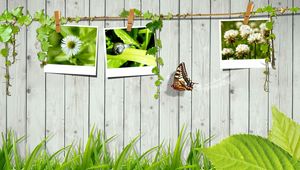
left=5, top=43, right=11, bottom=96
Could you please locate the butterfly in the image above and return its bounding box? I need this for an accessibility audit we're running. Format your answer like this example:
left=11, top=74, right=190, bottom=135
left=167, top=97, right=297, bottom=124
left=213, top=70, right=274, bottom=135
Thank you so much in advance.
left=171, top=62, right=196, bottom=91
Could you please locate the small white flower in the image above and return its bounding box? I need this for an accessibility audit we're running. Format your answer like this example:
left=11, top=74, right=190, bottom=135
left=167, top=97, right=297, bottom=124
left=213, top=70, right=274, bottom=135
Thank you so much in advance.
left=259, top=23, right=269, bottom=31
left=248, top=33, right=263, bottom=44
left=222, top=48, right=234, bottom=56
left=239, top=24, right=253, bottom=39
left=253, top=28, right=260, bottom=33
left=260, top=23, right=270, bottom=37
left=235, top=44, right=250, bottom=58
left=235, top=22, right=243, bottom=28
left=250, top=22, right=257, bottom=28
left=224, top=30, right=239, bottom=44
left=61, top=35, right=82, bottom=57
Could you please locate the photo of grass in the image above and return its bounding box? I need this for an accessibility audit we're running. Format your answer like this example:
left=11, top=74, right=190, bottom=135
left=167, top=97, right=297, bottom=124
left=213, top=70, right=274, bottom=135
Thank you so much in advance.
left=220, top=18, right=271, bottom=69
left=104, top=26, right=157, bottom=77
left=44, top=25, right=98, bottom=75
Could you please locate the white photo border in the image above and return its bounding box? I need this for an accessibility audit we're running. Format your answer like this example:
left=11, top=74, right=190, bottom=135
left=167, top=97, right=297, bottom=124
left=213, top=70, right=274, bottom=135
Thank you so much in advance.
left=219, top=18, right=270, bottom=69
left=104, top=26, right=156, bottom=78
left=44, top=25, right=99, bottom=76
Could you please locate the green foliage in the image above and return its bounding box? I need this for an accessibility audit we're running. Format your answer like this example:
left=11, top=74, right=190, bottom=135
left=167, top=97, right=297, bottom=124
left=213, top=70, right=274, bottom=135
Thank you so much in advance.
left=202, top=107, right=300, bottom=169
left=203, top=134, right=300, bottom=170
left=269, top=107, right=300, bottom=160
left=0, top=6, right=32, bottom=95
left=0, top=127, right=212, bottom=170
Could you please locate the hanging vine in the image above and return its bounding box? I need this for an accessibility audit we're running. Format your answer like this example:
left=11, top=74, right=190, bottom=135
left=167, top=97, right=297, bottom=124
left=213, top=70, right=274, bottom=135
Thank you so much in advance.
left=0, top=5, right=299, bottom=97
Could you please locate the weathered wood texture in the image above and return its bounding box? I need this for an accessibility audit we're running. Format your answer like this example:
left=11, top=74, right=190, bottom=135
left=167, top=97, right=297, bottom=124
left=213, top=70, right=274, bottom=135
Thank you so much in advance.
left=0, top=0, right=298, bottom=152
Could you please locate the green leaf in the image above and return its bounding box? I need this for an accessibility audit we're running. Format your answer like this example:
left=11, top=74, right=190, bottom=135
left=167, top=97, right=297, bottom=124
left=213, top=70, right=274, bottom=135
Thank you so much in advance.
left=266, top=21, right=273, bottom=30
left=157, top=57, right=164, bottom=66
left=11, top=7, right=24, bottom=17
left=107, top=48, right=156, bottom=67
left=5, top=60, right=11, bottom=66
left=260, top=44, right=269, bottom=54
left=156, top=39, right=162, bottom=48
left=1, top=48, right=9, bottom=57
left=134, top=9, right=142, bottom=16
left=155, top=80, right=161, bottom=86
left=146, top=19, right=163, bottom=32
left=202, top=135, right=300, bottom=170
left=38, top=52, right=47, bottom=61
left=60, top=17, right=67, bottom=24
left=0, top=10, right=14, bottom=22
left=113, top=29, right=140, bottom=47
left=152, top=66, right=159, bottom=74
left=290, top=7, right=300, bottom=13
left=119, top=9, right=129, bottom=17
left=147, top=47, right=158, bottom=55
left=34, top=10, right=44, bottom=20
left=75, top=16, right=81, bottom=23
left=269, top=106, right=300, bottom=160
left=17, top=14, right=32, bottom=26
left=0, top=25, right=13, bottom=42
left=143, top=11, right=153, bottom=19
left=255, top=8, right=264, bottom=13
left=166, top=12, right=173, bottom=20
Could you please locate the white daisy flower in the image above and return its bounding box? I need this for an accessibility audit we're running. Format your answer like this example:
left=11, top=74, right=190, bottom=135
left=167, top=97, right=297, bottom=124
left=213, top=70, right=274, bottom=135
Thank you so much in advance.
left=239, top=24, right=253, bottom=39
left=235, top=44, right=250, bottom=58
left=224, top=30, right=239, bottom=44
left=235, top=22, right=243, bottom=28
left=248, top=33, right=264, bottom=44
left=222, top=48, right=234, bottom=56
left=61, top=35, right=82, bottom=57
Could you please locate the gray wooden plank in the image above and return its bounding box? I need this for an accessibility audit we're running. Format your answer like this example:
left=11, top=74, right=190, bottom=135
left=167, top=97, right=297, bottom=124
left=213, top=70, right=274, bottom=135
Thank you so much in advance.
left=249, top=0, right=269, bottom=136
left=140, top=0, right=160, bottom=154
left=179, top=0, right=192, bottom=132
left=27, top=0, right=46, bottom=150
left=89, top=0, right=105, bottom=132
left=269, top=0, right=293, bottom=118
left=192, top=0, right=211, bottom=139
left=229, top=0, right=249, bottom=135
left=6, top=0, right=27, bottom=155
left=210, top=0, right=230, bottom=144
left=160, top=0, right=180, bottom=148
left=0, top=0, right=7, bottom=146
left=45, top=0, right=65, bottom=153
left=105, top=0, right=125, bottom=153
left=65, top=0, right=89, bottom=147
left=179, top=0, right=192, bottom=159
left=293, top=0, right=300, bottom=123
left=124, top=0, right=142, bottom=153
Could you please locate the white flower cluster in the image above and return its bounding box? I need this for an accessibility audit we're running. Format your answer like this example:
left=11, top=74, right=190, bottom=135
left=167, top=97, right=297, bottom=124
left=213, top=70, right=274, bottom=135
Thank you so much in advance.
left=259, top=23, right=270, bottom=37
left=239, top=25, right=253, bottom=39
left=222, top=48, right=234, bottom=56
left=235, top=44, right=250, bottom=58
left=224, top=29, right=239, bottom=44
left=247, top=33, right=264, bottom=44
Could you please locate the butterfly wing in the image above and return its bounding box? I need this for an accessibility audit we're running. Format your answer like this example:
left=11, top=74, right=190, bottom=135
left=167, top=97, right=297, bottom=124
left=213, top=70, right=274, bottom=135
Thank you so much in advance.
left=172, top=62, right=190, bottom=91
left=180, top=62, right=195, bottom=90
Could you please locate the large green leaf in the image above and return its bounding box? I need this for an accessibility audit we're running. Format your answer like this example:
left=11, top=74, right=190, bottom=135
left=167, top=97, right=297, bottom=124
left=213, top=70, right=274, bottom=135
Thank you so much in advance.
left=202, top=135, right=300, bottom=170
left=107, top=48, right=156, bottom=68
left=0, top=25, right=13, bottom=43
left=113, top=29, right=140, bottom=47
left=269, top=106, right=300, bottom=160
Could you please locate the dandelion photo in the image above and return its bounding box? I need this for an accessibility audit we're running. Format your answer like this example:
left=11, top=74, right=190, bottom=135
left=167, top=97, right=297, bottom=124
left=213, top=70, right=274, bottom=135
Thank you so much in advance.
left=104, top=26, right=157, bottom=77
left=220, top=18, right=271, bottom=69
left=44, top=25, right=98, bottom=75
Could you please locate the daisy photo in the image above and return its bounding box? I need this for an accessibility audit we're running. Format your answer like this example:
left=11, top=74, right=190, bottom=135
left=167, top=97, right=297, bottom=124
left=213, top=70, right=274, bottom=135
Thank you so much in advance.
left=44, top=25, right=98, bottom=75
left=219, top=18, right=271, bottom=69
left=104, top=26, right=157, bottom=78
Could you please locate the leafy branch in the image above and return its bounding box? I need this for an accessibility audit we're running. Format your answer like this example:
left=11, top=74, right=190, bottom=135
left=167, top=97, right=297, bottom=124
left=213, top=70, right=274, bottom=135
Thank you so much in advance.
left=0, top=7, right=32, bottom=95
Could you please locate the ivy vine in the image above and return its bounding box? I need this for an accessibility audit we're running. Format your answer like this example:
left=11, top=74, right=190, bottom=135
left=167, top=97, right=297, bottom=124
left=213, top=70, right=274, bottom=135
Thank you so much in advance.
left=0, top=7, right=32, bottom=95
left=0, top=6, right=299, bottom=98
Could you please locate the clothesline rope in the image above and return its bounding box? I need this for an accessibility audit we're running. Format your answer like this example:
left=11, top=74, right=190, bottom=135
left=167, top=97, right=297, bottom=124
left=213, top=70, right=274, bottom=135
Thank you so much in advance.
left=46, top=8, right=298, bottom=21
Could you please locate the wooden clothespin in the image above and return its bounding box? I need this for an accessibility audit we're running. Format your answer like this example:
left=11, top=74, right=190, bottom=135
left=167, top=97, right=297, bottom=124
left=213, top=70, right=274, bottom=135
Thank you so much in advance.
left=54, top=10, right=61, bottom=33
left=127, top=9, right=135, bottom=32
left=243, top=1, right=254, bottom=25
